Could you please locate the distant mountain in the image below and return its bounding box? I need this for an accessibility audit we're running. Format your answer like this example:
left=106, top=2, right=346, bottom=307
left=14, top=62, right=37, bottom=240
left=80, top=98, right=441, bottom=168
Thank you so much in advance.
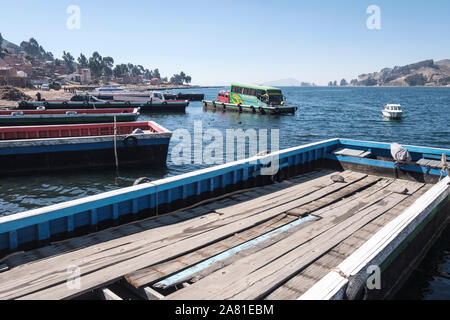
left=261, top=78, right=301, bottom=87
left=349, top=59, right=450, bottom=87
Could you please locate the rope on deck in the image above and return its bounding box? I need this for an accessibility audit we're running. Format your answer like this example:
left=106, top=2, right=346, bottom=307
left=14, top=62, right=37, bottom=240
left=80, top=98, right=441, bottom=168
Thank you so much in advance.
left=440, top=153, right=449, bottom=182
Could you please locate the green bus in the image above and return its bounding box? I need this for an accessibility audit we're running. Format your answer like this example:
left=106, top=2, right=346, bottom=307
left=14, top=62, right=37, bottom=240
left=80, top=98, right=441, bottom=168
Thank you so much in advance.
left=229, top=83, right=285, bottom=107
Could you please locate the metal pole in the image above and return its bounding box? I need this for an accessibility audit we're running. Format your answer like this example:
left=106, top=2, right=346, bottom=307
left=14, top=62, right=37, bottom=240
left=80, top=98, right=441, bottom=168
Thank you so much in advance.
left=113, top=115, right=119, bottom=173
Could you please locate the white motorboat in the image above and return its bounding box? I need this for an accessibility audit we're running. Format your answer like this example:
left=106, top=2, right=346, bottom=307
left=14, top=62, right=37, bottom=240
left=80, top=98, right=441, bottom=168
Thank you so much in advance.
left=382, top=104, right=403, bottom=119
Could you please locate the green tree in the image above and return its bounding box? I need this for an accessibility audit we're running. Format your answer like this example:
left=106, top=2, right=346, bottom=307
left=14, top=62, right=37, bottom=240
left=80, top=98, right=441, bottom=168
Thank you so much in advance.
left=340, top=79, right=348, bottom=86
left=129, top=64, right=142, bottom=77
left=20, top=38, right=54, bottom=61
left=20, top=38, right=41, bottom=57
left=153, top=68, right=161, bottom=79
left=77, top=53, right=88, bottom=68
left=143, top=68, right=153, bottom=80
left=113, top=64, right=128, bottom=78
left=102, top=56, right=115, bottom=78
left=62, top=51, right=76, bottom=73
left=88, top=52, right=103, bottom=78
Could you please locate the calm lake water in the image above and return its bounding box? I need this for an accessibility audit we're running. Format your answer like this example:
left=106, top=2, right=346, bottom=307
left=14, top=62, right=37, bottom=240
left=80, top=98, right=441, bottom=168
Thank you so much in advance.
left=0, top=86, right=448, bottom=299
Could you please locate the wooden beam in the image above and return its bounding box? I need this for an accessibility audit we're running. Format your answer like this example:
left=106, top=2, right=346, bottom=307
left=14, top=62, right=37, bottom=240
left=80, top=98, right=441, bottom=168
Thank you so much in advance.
left=143, top=287, right=164, bottom=300
left=100, top=288, right=122, bottom=301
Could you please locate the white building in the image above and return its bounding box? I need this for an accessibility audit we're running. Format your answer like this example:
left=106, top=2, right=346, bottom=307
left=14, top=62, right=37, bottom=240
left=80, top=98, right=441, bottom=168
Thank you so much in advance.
left=64, top=68, right=92, bottom=84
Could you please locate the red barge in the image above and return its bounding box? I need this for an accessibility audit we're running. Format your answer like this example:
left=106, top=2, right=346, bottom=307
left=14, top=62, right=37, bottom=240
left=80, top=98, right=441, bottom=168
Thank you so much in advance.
left=0, top=121, right=172, bottom=175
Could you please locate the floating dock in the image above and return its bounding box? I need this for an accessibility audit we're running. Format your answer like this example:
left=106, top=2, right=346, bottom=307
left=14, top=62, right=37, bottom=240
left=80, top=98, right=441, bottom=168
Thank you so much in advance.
left=202, top=100, right=297, bottom=115
left=0, top=139, right=448, bottom=300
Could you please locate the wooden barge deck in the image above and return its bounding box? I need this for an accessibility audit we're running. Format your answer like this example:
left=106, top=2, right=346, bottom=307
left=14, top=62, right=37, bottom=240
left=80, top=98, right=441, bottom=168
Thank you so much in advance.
left=0, top=139, right=448, bottom=300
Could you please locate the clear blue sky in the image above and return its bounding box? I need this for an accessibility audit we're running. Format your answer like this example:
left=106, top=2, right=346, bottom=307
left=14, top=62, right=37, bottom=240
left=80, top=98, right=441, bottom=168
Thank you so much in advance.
left=1, top=0, right=449, bottom=85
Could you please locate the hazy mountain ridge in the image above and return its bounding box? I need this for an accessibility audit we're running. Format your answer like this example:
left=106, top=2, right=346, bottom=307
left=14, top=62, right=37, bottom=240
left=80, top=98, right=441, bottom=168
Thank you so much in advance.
left=261, top=78, right=301, bottom=87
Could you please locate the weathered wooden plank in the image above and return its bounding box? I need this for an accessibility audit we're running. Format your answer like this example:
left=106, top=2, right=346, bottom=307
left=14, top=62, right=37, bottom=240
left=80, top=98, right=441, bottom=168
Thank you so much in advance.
left=125, top=214, right=296, bottom=288
left=286, top=175, right=382, bottom=216
left=9, top=172, right=368, bottom=300
left=428, top=160, right=444, bottom=168
left=416, top=159, right=432, bottom=166
left=333, top=148, right=365, bottom=157
left=265, top=251, right=346, bottom=300
left=333, top=148, right=371, bottom=158
left=215, top=171, right=357, bottom=216
left=166, top=180, right=423, bottom=300
left=417, top=158, right=449, bottom=168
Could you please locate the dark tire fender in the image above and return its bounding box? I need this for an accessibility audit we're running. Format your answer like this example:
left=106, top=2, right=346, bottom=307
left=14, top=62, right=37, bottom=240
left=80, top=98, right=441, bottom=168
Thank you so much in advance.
left=123, top=135, right=138, bottom=148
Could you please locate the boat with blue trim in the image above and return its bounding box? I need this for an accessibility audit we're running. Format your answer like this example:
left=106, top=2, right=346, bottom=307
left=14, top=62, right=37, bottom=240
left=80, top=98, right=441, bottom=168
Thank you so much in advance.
left=0, top=138, right=448, bottom=300
left=0, top=108, right=140, bottom=126
left=0, top=121, right=172, bottom=176
left=18, top=92, right=189, bottom=113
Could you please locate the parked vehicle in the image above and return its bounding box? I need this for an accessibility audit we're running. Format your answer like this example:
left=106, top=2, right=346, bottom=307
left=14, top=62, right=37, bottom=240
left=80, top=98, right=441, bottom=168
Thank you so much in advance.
left=217, top=90, right=230, bottom=103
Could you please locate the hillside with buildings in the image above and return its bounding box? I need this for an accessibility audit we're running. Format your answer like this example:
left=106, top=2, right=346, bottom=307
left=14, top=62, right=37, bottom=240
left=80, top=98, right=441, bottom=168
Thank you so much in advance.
left=0, top=33, right=192, bottom=89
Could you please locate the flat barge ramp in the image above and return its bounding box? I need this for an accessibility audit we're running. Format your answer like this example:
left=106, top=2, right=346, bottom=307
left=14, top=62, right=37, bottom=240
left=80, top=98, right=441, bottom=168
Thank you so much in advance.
left=0, top=139, right=448, bottom=300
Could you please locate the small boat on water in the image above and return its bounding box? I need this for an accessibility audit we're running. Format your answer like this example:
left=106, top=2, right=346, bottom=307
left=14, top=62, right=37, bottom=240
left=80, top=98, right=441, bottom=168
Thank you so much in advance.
left=0, top=121, right=172, bottom=175
left=0, top=108, right=140, bottom=126
left=203, top=83, right=298, bottom=115
left=18, top=92, right=189, bottom=113
left=382, top=104, right=403, bottom=119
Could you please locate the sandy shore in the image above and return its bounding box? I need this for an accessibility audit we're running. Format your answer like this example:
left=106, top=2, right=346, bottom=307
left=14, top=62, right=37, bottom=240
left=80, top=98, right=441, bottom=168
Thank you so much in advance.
left=0, top=89, right=73, bottom=109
